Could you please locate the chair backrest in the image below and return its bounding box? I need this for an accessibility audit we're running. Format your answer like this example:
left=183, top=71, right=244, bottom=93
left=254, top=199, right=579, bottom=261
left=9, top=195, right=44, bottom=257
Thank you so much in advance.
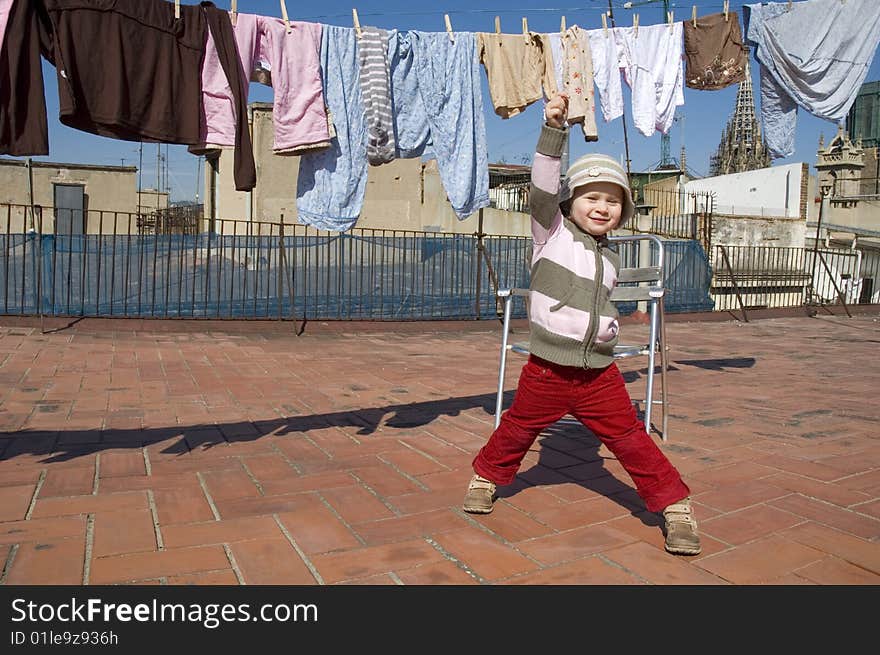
left=607, top=234, right=665, bottom=304
left=502, top=235, right=666, bottom=312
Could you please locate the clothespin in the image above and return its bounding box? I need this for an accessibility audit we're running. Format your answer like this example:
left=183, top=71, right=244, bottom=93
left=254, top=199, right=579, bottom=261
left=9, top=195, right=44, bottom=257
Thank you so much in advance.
left=352, top=8, right=361, bottom=38
left=787, top=0, right=792, bottom=9
left=230, top=0, right=237, bottom=26
left=444, top=14, right=454, bottom=43
left=723, top=1, right=729, bottom=21
left=174, top=0, right=180, bottom=19
left=280, top=0, right=291, bottom=33
left=522, top=17, right=529, bottom=44
left=668, top=10, right=674, bottom=28
left=633, top=14, right=639, bottom=37
left=560, top=16, right=566, bottom=34
left=494, top=16, right=501, bottom=34
left=692, top=6, right=697, bottom=27
left=601, top=12, right=608, bottom=37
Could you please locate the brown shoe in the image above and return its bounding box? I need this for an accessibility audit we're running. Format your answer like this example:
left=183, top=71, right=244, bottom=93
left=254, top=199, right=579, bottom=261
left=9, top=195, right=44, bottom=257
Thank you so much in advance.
left=462, top=474, right=496, bottom=514
left=663, top=497, right=702, bottom=555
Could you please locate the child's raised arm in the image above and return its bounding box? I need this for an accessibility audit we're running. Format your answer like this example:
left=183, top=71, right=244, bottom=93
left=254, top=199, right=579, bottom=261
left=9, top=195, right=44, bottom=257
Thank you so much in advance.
left=530, top=93, right=570, bottom=237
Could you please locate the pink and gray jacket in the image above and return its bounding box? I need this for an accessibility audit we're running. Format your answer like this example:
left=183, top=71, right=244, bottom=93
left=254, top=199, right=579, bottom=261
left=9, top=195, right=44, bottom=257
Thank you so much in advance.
left=527, top=124, right=621, bottom=369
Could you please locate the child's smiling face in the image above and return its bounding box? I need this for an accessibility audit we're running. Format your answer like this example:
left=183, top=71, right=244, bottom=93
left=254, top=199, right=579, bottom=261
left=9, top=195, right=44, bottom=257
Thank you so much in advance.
left=568, top=181, right=623, bottom=237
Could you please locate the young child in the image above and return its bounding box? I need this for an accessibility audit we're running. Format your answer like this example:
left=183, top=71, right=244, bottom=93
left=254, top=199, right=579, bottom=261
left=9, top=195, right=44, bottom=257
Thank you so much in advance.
left=462, top=93, right=701, bottom=556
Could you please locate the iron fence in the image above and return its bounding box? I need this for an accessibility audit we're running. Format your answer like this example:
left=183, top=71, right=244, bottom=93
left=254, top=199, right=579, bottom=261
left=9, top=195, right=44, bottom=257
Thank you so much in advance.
left=636, top=187, right=714, bottom=249
left=1, top=205, right=536, bottom=321
left=488, top=168, right=530, bottom=214
left=1, top=203, right=876, bottom=323
left=710, top=243, right=880, bottom=311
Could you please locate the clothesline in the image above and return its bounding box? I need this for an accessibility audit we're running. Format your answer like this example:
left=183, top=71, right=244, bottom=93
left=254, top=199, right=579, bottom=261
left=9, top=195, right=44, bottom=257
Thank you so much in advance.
left=230, top=1, right=740, bottom=23
left=2, top=0, right=877, bottom=233
left=225, top=1, right=735, bottom=36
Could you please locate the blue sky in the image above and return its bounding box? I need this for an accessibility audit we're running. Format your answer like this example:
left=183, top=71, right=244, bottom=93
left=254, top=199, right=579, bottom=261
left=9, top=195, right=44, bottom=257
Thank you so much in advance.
left=12, top=0, right=880, bottom=202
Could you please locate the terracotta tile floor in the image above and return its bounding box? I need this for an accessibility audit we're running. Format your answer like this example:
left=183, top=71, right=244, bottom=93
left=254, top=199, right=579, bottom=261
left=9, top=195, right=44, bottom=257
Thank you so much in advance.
left=1, top=311, right=878, bottom=585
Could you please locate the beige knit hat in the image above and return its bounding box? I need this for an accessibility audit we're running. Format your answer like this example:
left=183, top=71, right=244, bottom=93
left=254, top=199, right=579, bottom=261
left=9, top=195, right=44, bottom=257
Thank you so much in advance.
left=560, top=153, right=635, bottom=223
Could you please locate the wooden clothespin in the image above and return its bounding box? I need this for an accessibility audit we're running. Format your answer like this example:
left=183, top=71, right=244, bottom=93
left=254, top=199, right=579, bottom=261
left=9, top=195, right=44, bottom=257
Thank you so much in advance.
left=633, top=14, right=639, bottom=37
left=522, top=17, right=529, bottom=44
left=787, top=0, right=792, bottom=9
left=668, top=10, right=674, bottom=28
left=494, top=16, right=501, bottom=34
left=174, top=0, right=180, bottom=19
left=560, top=16, right=566, bottom=34
left=230, top=0, right=237, bottom=26
left=444, top=14, right=454, bottom=43
left=280, top=0, right=291, bottom=33
left=352, top=8, right=361, bottom=38
left=723, top=1, right=729, bottom=21
left=601, top=12, right=608, bottom=37
left=692, top=6, right=697, bottom=27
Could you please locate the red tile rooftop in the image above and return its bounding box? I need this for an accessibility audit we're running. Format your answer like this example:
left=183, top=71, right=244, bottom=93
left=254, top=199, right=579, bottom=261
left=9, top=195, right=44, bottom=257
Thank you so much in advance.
left=0, top=310, right=878, bottom=585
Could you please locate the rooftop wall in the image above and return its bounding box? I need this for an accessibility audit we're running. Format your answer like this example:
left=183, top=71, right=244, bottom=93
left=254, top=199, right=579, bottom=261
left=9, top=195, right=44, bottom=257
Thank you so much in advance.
left=683, top=163, right=809, bottom=219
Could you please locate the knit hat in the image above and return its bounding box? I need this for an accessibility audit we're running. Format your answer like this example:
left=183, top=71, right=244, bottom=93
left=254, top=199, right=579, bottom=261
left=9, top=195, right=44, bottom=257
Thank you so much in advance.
left=560, top=153, right=635, bottom=224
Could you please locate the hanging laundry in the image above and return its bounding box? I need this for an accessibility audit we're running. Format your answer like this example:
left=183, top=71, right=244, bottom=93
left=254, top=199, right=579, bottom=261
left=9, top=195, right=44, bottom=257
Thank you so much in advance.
left=533, top=32, right=558, bottom=102
left=253, top=17, right=330, bottom=155
left=477, top=31, right=557, bottom=119
left=385, top=29, right=429, bottom=159
left=397, top=30, right=489, bottom=219
left=1, top=0, right=255, bottom=190
left=615, top=22, right=685, bottom=137
left=191, top=11, right=258, bottom=156
left=683, top=11, right=747, bottom=90
left=357, top=26, right=396, bottom=165
left=0, top=0, right=50, bottom=156
left=199, top=4, right=256, bottom=190
left=745, top=0, right=880, bottom=159
left=296, top=24, right=367, bottom=233
left=296, top=26, right=489, bottom=232
left=586, top=27, right=625, bottom=125
left=547, top=32, right=565, bottom=92
left=194, top=14, right=330, bottom=158
left=559, top=25, right=599, bottom=142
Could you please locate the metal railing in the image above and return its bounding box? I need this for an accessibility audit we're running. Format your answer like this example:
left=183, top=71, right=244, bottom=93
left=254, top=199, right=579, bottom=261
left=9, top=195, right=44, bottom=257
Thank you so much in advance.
left=0, top=205, right=534, bottom=321
left=2, top=203, right=876, bottom=323
left=634, top=188, right=714, bottom=250
left=488, top=168, right=530, bottom=213
left=710, top=244, right=880, bottom=315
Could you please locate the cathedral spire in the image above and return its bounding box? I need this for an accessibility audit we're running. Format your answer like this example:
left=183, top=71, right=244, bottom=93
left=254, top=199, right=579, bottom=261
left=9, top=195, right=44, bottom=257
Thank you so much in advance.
left=709, top=54, right=771, bottom=176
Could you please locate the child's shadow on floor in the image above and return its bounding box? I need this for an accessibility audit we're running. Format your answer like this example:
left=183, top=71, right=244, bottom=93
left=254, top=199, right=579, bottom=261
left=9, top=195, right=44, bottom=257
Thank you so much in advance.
left=494, top=419, right=661, bottom=529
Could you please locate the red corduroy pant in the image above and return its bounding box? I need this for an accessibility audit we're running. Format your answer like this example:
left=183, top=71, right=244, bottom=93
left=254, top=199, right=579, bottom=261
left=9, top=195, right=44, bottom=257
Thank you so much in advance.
left=473, top=355, right=690, bottom=513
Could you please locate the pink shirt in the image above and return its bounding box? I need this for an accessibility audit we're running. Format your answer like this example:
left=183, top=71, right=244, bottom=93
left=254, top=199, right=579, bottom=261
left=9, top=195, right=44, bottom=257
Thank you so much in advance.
left=0, top=0, right=14, bottom=51
left=196, top=13, right=329, bottom=154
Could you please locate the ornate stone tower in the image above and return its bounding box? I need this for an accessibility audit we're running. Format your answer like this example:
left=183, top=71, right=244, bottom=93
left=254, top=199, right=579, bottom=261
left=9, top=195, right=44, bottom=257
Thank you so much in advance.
left=815, top=126, right=865, bottom=204
left=709, top=55, right=771, bottom=176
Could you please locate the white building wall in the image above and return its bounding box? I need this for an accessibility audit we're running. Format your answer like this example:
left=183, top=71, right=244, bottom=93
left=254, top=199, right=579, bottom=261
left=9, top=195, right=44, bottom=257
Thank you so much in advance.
left=684, top=163, right=806, bottom=218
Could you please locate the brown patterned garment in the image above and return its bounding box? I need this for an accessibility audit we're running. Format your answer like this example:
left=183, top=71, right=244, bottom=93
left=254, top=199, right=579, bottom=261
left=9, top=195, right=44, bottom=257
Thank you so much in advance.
left=683, top=11, right=748, bottom=91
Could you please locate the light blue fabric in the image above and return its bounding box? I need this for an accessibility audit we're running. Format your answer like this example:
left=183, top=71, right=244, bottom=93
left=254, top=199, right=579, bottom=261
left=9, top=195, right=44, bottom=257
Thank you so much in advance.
left=388, top=30, right=489, bottom=220
left=745, top=0, right=880, bottom=159
left=296, top=27, right=489, bottom=230
left=296, top=25, right=366, bottom=232
left=387, top=30, right=430, bottom=159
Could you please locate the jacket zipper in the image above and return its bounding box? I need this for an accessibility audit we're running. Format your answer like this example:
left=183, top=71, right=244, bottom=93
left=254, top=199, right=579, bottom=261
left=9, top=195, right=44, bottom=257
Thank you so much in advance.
left=583, top=239, right=604, bottom=368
